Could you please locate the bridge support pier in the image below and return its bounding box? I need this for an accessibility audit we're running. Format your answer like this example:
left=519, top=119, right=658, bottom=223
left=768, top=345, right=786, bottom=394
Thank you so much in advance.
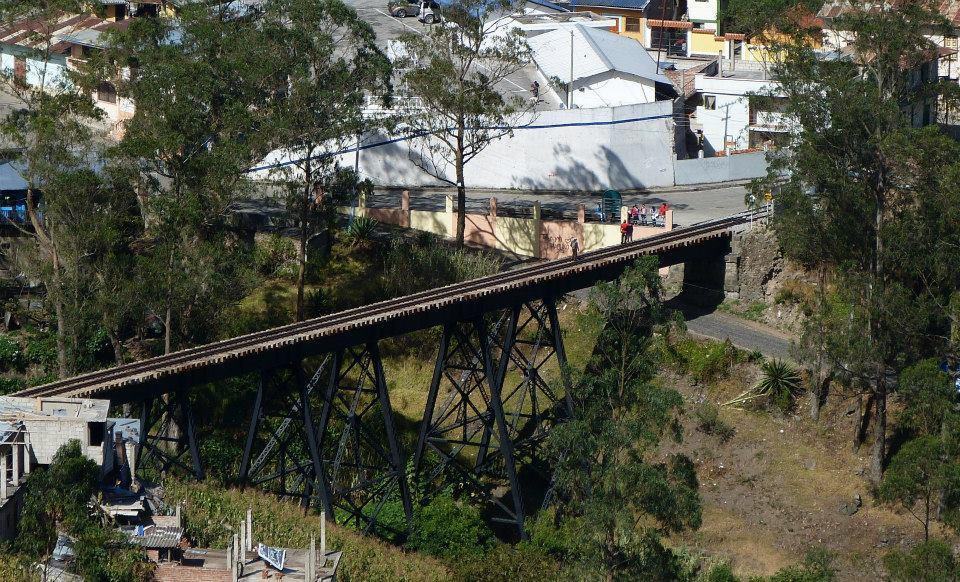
left=237, top=362, right=327, bottom=506
left=413, top=296, right=572, bottom=538
left=137, top=389, right=204, bottom=481
left=314, top=343, right=413, bottom=536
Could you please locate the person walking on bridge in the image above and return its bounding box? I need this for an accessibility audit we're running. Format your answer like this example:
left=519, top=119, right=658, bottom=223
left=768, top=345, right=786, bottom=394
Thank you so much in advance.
left=620, top=219, right=629, bottom=244
left=569, top=236, right=580, bottom=260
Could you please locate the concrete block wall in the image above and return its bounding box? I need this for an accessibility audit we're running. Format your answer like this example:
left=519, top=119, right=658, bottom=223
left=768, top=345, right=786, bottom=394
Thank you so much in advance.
left=21, top=419, right=114, bottom=474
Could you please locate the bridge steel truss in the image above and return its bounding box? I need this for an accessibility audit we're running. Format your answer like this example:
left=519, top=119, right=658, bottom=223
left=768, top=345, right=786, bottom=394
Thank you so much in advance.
left=224, top=293, right=572, bottom=537
left=412, top=296, right=572, bottom=535
left=19, top=212, right=764, bottom=538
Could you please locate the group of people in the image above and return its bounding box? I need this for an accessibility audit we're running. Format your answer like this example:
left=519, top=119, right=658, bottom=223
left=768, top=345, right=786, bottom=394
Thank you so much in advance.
left=620, top=203, right=668, bottom=243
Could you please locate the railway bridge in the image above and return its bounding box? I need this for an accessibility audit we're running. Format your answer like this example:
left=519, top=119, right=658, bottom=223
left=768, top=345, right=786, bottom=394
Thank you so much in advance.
left=14, top=209, right=770, bottom=537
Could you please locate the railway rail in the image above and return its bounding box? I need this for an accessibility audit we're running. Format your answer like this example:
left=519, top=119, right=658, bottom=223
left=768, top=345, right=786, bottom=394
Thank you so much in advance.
left=14, top=208, right=768, bottom=402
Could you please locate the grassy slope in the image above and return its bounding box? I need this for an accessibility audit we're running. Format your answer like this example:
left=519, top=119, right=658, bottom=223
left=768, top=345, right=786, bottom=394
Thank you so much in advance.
left=663, top=363, right=954, bottom=580
left=165, top=480, right=453, bottom=582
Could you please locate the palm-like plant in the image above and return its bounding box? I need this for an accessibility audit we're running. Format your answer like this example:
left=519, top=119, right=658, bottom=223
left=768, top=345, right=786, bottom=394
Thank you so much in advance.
left=346, top=215, right=378, bottom=245
left=723, top=359, right=803, bottom=412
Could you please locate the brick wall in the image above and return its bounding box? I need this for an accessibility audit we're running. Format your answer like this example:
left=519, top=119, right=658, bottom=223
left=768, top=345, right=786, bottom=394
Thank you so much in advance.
left=152, top=563, right=230, bottom=582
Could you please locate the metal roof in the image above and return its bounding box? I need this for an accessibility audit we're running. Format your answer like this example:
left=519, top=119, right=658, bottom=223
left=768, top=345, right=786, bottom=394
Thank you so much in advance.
left=127, top=526, right=183, bottom=549
left=0, top=396, right=110, bottom=422
left=528, top=23, right=671, bottom=85
left=0, top=162, right=28, bottom=192
left=571, top=0, right=651, bottom=11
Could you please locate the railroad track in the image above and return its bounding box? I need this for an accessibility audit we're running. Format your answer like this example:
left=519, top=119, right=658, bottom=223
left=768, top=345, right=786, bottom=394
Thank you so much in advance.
left=14, top=208, right=768, bottom=400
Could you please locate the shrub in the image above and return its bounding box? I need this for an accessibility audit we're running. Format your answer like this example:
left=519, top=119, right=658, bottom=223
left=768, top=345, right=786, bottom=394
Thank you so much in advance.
left=405, top=493, right=495, bottom=560
left=25, top=331, right=58, bottom=372
left=884, top=539, right=958, bottom=582
left=694, top=402, right=735, bottom=443
left=703, top=562, right=740, bottom=582
left=381, top=236, right=502, bottom=297
left=0, top=377, right=24, bottom=396
left=663, top=337, right=744, bottom=385
left=346, top=215, right=378, bottom=245
left=774, top=279, right=814, bottom=307
left=523, top=506, right=582, bottom=562
left=0, top=333, right=24, bottom=372
left=769, top=548, right=836, bottom=582
left=254, top=233, right=298, bottom=279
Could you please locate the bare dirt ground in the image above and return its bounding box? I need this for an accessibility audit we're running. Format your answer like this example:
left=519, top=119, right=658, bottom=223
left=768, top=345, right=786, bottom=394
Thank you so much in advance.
left=665, top=364, right=948, bottom=580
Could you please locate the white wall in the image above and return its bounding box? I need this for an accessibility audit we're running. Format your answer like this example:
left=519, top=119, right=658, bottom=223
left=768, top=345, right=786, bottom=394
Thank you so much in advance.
left=340, top=100, right=677, bottom=190
left=694, top=75, right=779, bottom=152
left=571, top=72, right=656, bottom=108
left=674, top=151, right=768, bottom=184
left=688, top=0, right=718, bottom=27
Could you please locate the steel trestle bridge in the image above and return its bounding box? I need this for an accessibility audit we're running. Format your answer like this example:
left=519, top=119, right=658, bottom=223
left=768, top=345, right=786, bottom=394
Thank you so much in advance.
left=14, top=209, right=768, bottom=536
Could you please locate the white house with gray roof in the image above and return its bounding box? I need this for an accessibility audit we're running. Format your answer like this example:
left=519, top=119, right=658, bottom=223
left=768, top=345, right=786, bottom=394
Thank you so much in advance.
left=527, top=23, right=672, bottom=108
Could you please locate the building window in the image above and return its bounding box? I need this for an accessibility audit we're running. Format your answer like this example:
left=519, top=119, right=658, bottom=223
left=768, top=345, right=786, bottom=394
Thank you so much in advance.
left=625, top=17, right=641, bottom=32
left=703, top=95, right=716, bottom=110
left=946, top=36, right=959, bottom=49
left=88, top=422, right=105, bottom=447
left=97, top=81, right=116, bottom=104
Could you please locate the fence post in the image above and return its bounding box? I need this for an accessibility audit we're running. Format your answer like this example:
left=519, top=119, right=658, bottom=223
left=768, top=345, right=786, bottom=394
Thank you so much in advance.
left=401, top=190, right=410, bottom=228
left=577, top=203, right=585, bottom=224
left=620, top=205, right=628, bottom=222
left=532, top=201, right=542, bottom=259
left=445, top=194, right=454, bottom=239
left=666, top=209, right=674, bottom=231
left=358, top=190, right=368, bottom=218
left=489, top=197, right=497, bottom=218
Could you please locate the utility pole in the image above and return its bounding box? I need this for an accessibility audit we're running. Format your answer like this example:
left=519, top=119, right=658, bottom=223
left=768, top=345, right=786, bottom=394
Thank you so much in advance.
left=568, top=29, right=574, bottom=108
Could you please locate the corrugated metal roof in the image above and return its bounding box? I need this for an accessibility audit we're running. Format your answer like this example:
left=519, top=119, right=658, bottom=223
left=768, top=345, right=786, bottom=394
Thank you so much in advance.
left=571, top=0, right=651, bottom=11
left=127, top=526, right=183, bottom=549
left=528, top=23, right=671, bottom=85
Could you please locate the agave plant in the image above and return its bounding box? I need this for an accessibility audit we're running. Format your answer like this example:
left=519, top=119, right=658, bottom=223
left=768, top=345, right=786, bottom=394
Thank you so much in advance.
left=723, top=359, right=802, bottom=413
left=346, top=215, right=378, bottom=245
left=756, top=359, right=803, bottom=412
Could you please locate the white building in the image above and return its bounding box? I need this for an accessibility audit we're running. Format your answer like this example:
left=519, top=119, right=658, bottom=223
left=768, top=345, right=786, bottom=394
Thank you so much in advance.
left=0, top=13, right=135, bottom=129
left=692, top=62, right=789, bottom=154
left=687, top=0, right=719, bottom=31
left=527, top=23, right=672, bottom=108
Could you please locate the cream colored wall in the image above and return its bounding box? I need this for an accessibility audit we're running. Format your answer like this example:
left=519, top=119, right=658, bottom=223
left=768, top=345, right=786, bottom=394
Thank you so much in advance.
left=494, top=216, right=538, bottom=256
left=690, top=31, right=728, bottom=56
left=410, top=210, right=450, bottom=237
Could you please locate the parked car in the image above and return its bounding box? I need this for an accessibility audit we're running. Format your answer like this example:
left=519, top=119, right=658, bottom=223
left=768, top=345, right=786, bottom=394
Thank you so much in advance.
left=387, top=0, right=419, bottom=17
left=388, top=0, right=441, bottom=21
left=417, top=1, right=441, bottom=23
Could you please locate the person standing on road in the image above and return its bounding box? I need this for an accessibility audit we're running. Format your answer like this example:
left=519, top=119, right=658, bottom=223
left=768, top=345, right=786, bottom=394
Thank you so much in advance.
left=658, top=202, right=668, bottom=226
left=530, top=80, right=540, bottom=100
left=569, top=236, right=579, bottom=260
left=626, top=221, right=634, bottom=242
left=630, top=204, right=639, bottom=224
left=620, top=219, right=629, bottom=244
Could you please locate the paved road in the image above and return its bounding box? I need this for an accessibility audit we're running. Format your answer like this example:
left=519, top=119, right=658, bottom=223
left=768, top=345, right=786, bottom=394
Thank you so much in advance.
left=668, top=300, right=794, bottom=360
left=368, top=183, right=750, bottom=227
